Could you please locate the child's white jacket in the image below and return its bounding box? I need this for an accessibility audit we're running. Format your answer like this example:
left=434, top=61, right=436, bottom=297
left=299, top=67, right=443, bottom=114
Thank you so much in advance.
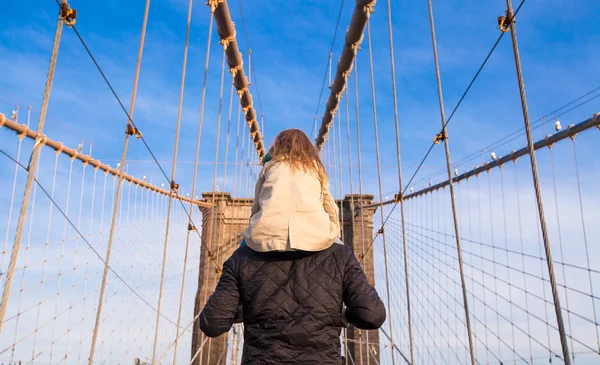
left=242, top=160, right=340, bottom=252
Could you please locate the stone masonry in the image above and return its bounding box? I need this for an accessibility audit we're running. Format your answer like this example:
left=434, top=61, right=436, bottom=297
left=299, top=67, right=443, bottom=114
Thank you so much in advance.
left=191, top=192, right=253, bottom=365
left=340, top=194, right=380, bottom=365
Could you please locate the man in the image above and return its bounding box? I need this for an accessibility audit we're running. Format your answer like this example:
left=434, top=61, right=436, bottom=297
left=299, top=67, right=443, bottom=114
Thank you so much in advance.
left=200, top=242, right=386, bottom=364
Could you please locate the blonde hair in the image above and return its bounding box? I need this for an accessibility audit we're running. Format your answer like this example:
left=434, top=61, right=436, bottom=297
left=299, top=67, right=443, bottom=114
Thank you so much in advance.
left=268, top=129, right=328, bottom=188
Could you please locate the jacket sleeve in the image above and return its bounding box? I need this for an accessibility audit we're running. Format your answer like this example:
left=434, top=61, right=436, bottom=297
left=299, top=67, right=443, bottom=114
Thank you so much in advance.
left=342, top=252, right=386, bottom=329
left=199, top=255, right=240, bottom=337
left=250, top=166, right=267, bottom=218
left=322, top=183, right=341, bottom=234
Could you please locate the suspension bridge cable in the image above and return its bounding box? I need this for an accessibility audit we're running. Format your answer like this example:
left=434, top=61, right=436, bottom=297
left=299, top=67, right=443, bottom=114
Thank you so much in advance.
left=426, top=0, right=475, bottom=362
left=151, top=0, right=197, bottom=360
left=380, top=328, right=415, bottom=365
left=233, top=102, right=242, bottom=198
left=172, top=0, right=195, bottom=362
left=400, top=0, right=527, bottom=196
left=0, top=7, right=64, bottom=332
left=0, top=110, right=27, bottom=285
left=570, top=135, right=599, bottom=353
left=311, top=0, right=346, bottom=138
left=361, top=112, right=600, bottom=264
left=384, top=0, right=415, bottom=360
left=235, top=0, right=267, bottom=142
left=54, top=0, right=223, bottom=274
left=87, top=0, right=151, bottom=360
left=352, top=56, right=369, bottom=365
left=359, top=0, right=528, bottom=264
left=402, top=228, right=558, bottom=362
left=201, top=47, right=228, bottom=365
left=404, top=221, right=600, bottom=352
left=453, top=85, right=600, bottom=169
left=0, top=148, right=182, bottom=330
left=508, top=166, right=534, bottom=364
left=182, top=9, right=216, bottom=363
left=365, top=19, right=396, bottom=365
left=413, top=85, right=600, bottom=186
left=504, top=0, right=571, bottom=362
left=343, top=89, right=356, bottom=246
left=336, top=111, right=344, bottom=242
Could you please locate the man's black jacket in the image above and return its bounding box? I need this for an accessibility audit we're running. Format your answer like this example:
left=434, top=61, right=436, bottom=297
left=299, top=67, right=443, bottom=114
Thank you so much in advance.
left=200, top=243, right=386, bottom=364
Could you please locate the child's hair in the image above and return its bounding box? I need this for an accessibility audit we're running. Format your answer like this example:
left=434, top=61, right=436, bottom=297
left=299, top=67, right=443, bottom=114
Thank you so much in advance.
left=268, top=129, right=328, bottom=188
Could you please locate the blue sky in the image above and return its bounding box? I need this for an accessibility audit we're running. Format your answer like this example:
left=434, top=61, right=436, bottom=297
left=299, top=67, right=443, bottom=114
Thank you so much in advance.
left=1, top=0, right=600, bottom=363
left=1, top=0, right=599, bottom=198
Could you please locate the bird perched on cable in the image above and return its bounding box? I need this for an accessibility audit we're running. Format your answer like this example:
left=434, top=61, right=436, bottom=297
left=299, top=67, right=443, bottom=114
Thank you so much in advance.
left=10, top=110, right=17, bottom=121
left=490, top=150, right=497, bottom=161
left=554, top=119, right=562, bottom=132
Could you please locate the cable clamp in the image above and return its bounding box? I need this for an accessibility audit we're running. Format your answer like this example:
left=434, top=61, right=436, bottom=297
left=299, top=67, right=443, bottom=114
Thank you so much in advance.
left=433, top=130, right=447, bottom=144
left=236, top=88, right=248, bottom=99
left=593, top=112, right=600, bottom=128
left=206, top=0, right=223, bottom=13
left=230, top=65, right=243, bottom=78
left=219, top=36, right=235, bottom=50
left=125, top=123, right=142, bottom=138
left=394, top=193, right=402, bottom=202
left=170, top=179, right=179, bottom=192
left=60, top=2, right=77, bottom=27
left=376, top=227, right=384, bottom=236
left=188, top=223, right=197, bottom=232
left=33, top=133, right=48, bottom=150
left=497, top=11, right=512, bottom=33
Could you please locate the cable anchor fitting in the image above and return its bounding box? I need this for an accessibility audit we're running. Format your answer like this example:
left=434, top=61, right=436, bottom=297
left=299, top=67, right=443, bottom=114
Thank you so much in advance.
left=497, top=11, right=513, bottom=33
left=60, top=2, right=77, bottom=27
left=219, top=36, right=235, bottom=50
left=125, top=123, right=142, bottom=138
left=206, top=0, right=223, bottom=13
left=433, top=130, right=447, bottom=144
left=230, top=65, right=243, bottom=79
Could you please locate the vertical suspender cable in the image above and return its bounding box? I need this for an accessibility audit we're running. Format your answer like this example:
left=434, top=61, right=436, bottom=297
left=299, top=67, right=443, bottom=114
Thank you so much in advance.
left=88, top=0, right=150, bottom=362
left=365, top=19, right=395, bottom=365
left=203, top=48, right=227, bottom=365
left=153, top=0, right=194, bottom=361
left=189, top=11, right=215, bottom=365
left=336, top=111, right=344, bottom=241
left=353, top=56, right=366, bottom=365
left=385, top=0, right=414, bottom=361
left=570, top=138, right=599, bottom=354
left=0, top=3, right=65, bottom=330
left=172, top=0, right=195, bottom=363
left=504, top=1, right=571, bottom=363
left=343, top=87, right=356, bottom=365
left=426, top=0, right=476, bottom=363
